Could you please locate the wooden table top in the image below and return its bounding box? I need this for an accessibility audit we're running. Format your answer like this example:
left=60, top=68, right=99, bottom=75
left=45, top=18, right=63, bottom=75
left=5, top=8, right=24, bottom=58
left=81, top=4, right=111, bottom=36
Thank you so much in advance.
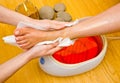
left=0, top=0, right=120, bottom=83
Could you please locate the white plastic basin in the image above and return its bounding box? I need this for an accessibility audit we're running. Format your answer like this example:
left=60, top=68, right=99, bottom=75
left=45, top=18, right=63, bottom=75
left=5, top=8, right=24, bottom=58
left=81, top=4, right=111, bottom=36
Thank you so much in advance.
left=39, top=36, right=107, bottom=76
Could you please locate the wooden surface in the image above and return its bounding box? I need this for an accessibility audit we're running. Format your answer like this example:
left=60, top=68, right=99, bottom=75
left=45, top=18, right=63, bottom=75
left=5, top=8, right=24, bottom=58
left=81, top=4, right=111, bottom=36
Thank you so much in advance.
left=0, top=0, right=120, bottom=83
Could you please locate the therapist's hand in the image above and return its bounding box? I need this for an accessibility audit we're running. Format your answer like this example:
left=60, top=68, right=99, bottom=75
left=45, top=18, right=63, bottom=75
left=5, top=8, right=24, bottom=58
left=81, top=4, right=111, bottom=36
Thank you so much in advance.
left=28, top=19, right=67, bottom=30
left=26, top=42, right=62, bottom=59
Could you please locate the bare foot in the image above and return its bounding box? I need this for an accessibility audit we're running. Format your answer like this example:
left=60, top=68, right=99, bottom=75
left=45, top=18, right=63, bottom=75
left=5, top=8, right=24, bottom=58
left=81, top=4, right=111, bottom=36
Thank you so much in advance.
left=14, top=20, right=68, bottom=50
left=14, top=27, right=47, bottom=50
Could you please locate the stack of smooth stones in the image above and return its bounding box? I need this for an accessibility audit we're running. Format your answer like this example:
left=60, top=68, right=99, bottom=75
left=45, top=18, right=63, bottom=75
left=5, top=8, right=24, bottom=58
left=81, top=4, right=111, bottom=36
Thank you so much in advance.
left=39, top=3, right=72, bottom=22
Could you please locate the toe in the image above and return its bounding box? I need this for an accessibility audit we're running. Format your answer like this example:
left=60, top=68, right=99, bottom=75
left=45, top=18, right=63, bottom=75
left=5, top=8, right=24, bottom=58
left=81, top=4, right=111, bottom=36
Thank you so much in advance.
left=14, top=27, right=28, bottom=36
left=15, top=36, right=26, bottom=41
left=19, top=42, right=30, bottom=49
left=16, top=40, right=27, bottom=45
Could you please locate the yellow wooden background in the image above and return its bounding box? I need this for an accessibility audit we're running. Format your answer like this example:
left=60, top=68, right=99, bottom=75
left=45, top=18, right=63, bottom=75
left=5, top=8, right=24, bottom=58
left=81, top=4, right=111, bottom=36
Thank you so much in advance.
left=0, top=0, right=120, bottom=83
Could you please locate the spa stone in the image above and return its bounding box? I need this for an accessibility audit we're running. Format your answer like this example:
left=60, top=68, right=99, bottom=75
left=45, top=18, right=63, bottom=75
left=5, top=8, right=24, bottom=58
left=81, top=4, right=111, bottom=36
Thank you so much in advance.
left=57, top=12, right=72, bottom=22
left=39, top=6, right=55, bottom=19
left=54, top=3, right=66, bottom=12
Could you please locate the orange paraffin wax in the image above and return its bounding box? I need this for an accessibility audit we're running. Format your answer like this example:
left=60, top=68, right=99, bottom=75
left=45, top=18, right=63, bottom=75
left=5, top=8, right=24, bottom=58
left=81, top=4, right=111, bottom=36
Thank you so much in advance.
left=53, top=37, right=99, bottom=64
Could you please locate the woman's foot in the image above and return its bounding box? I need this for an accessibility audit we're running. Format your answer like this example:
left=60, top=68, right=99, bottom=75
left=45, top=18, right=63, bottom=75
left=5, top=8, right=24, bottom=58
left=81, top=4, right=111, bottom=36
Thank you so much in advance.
left=14, top=27, right=46, bottom=50
left=14, top=19, right=68, bottom=50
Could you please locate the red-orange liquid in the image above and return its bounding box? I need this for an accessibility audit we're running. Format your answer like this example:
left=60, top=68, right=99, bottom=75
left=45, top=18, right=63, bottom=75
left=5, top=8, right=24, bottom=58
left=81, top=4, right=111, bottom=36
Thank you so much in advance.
left=53, top=36, right=103, bottom=64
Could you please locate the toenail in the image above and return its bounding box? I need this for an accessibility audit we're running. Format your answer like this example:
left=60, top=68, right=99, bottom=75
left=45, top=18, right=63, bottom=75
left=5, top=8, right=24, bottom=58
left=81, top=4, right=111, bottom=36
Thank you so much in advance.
left=19, top=45, right=23, bottom=47
left=15, top=38, right=19, bottom=40
left=15, top=31, right=20, bottom=35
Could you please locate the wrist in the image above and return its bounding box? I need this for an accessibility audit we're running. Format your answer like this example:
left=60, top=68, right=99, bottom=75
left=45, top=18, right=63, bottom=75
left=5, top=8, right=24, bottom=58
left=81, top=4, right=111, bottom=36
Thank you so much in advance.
left=21, top=51, right=34, bottom=61
left=24, top=17, right=34, bottom=24
left=14, top=12, right=33, bottom=26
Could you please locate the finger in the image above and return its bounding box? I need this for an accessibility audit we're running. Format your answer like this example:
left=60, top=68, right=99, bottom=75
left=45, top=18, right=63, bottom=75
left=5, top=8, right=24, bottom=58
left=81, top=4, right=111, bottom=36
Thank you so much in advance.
left=54, top=25, right=65, bottom=30
left=49, top=23, right=66, bottom=30
left=44, top=42, right=59, bottom=49
left=52, top=20, right=69, bottom=25
left=47, top=46, right=62, bottom=55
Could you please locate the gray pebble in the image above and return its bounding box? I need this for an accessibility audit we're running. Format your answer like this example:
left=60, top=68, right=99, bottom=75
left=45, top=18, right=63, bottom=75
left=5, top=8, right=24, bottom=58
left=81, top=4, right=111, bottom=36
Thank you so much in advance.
left=57, top=12, right=72, bottom=22
left=39, top=6, right=55, bottom=19
left=54, top=3, right=66, bottom=12
left=55, top=17, right=65, bottom=21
